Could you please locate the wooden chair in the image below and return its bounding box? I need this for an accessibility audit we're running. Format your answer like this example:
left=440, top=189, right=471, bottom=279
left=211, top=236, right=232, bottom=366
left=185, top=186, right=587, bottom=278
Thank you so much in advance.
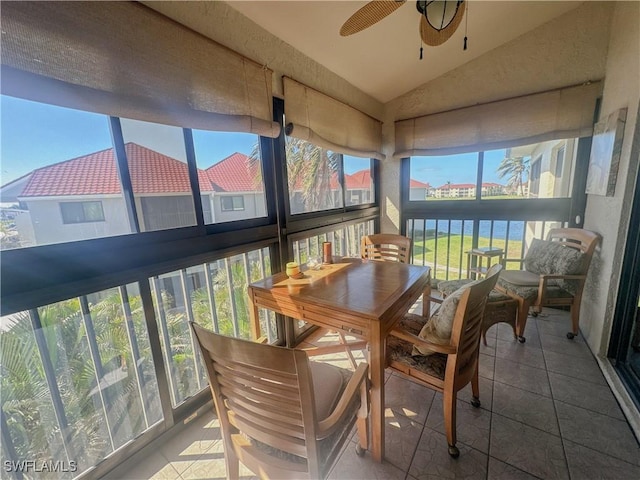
left=495, top=228, right=600, bottom=340
left=361, top=233, right=412, bottom=263
left=191, top=322, right=370, bottom=480
left=386, top=265, right=501, bottom=458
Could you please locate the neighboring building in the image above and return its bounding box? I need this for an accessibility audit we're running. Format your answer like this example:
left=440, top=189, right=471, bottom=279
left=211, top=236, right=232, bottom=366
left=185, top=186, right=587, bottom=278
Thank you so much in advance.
left=409, top=179, right=431, bottom=200
left=205, top=152, right=266, bottom=223
left=432, top=182, right=507, bottom=198
left=345, top=169, right=374, bottom=205
left=507, top=139, right=576, bottom=201
left=0, top=144, right=268, bottom=247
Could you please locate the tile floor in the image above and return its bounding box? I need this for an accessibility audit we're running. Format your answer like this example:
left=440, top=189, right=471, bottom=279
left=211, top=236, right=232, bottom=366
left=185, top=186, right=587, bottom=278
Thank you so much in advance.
left=105, top=308, right=640, bottom=480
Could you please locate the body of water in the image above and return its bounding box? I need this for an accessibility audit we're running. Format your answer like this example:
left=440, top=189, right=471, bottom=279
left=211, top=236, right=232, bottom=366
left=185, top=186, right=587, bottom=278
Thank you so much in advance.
left=409, top=219, right=526, bottom=241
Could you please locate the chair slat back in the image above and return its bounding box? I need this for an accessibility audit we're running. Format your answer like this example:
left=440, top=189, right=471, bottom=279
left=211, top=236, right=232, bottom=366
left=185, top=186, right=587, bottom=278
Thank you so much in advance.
left=447, top=266, right=501, bottom=386
left=547, top=228, right=600, bottom=256
left=191, top=323, right=317, bottom=460
left=361, top=234, right=412, bottom=264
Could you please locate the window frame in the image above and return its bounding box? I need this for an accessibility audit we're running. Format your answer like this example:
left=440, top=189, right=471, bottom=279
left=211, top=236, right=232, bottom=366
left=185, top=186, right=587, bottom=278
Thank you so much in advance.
left=59, top=200, right=106, bottom=224
left=220, top=195, right=246, bottom=212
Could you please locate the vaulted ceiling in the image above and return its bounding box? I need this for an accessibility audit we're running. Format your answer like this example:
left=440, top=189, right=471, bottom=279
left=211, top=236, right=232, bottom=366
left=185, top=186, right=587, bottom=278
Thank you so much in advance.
left=206, top=1, right=584, bottom=103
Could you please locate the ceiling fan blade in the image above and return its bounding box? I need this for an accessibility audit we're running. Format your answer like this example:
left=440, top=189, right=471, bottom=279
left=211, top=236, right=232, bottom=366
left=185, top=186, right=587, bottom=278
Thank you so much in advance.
left=340, top=0, right=406, bottom=36
left=419, top=0, right=466, bottom=46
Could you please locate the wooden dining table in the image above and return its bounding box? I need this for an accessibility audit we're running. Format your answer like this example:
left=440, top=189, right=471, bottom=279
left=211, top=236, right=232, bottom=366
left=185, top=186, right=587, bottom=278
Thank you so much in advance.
left=248, top=258, right=431, bottom=462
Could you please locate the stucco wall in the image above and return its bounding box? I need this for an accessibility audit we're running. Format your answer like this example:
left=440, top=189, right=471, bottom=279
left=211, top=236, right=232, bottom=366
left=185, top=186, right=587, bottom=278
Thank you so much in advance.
left=582, top=1, right=640, bottom=356
left=381, top=1, right=614, bottom=233
left=25, top=197, right=131, bottom=245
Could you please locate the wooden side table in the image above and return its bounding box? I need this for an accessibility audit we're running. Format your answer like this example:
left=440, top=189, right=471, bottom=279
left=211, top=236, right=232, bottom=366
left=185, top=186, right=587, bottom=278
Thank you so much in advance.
left=467, top=247, right=504, bottom=279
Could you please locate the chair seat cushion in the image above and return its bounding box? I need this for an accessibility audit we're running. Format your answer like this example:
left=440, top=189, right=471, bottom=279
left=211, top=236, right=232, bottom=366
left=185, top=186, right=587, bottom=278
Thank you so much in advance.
left=386, top=313, right=447, bottom=380
left=499, top=269, right=540, bottom=286
left=249, top=362, right=358, bottom=474
left=497, top=277, right=574, bottom=301
left=309, top=361, right=347, bottom=421
left=439, top=279, right=512, bottom=302
left=414, top=281, right=476, bottom=355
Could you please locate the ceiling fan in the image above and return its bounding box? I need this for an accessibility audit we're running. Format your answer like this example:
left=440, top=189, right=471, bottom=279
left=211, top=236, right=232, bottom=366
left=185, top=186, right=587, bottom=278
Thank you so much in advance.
left=340, top=1, right=467, bottom=55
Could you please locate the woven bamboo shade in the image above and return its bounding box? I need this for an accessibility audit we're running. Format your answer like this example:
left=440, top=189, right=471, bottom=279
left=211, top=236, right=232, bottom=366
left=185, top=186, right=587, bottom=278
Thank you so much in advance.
left=394, top=81, right=602, bottom=158
left=0, top=1, right=280, bottom=138
left=284, top=77, right=385, bottom=160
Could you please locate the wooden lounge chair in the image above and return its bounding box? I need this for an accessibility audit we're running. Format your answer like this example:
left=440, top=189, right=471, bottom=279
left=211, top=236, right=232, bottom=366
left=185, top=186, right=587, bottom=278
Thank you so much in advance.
left=191, top=322, right=369, bottom=479
left=495, top=228, right=600, bottom=340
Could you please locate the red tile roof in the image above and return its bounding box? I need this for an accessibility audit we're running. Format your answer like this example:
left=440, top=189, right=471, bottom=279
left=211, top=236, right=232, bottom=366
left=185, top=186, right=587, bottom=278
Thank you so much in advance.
left=18, top=143, right=213, bottom=197
left=11, top=145, right=442, bottom=199
left=205, top=153, right=263, bottom=192
left=345, top=169, right=371, bottom=189
left=410, top=179, right=430, bottom=188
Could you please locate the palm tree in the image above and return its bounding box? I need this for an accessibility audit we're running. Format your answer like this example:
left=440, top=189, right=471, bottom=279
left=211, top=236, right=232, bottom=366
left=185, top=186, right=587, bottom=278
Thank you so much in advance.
left=250, top=137, right=340, bottom=213
left=497, top=155, right=530, bottom=196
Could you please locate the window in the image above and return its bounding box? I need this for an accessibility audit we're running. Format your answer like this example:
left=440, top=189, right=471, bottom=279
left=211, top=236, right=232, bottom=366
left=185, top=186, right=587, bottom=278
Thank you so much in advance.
left=0, top=284, right=162, bottom=477
left=191, top=130, right=267, bottom=224
left=221, top=196, right=245, bottom=211
left=60, top=201, right=105, bottom=224
left=555, top=146, right=565, bottom=178
left=286, top=137, right=343, bottom=214
left=409, top=153, right=478, bottom=201
left=119, top=118, right=196, bottom=232
left=140, top=196, right=197, bottom=232
left=481, top=139, right=576, bottom=200
left=150, top=247, right=275, bottom=407
left=344, top=156, right=374, bottom=206
left=529, top=157, right=542, bottom=197
left=0, top=96, right=130, bottom=249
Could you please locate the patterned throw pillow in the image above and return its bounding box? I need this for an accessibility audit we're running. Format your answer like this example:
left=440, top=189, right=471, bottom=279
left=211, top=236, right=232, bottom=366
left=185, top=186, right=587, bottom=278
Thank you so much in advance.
left=413, top=281, right=477, bottom=356
left=524, top=239, right=587, bottom=294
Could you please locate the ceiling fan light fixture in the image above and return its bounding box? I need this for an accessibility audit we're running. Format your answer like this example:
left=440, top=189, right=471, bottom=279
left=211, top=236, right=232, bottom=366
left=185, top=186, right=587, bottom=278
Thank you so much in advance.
left=417, top=0, right=462, bottom=31
left=418, top=0, right=466, bottom=47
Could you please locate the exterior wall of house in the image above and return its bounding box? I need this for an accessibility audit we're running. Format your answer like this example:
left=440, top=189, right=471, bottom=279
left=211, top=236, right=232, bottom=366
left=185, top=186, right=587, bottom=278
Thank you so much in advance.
left=212, top=192, right=267, bottom=223
left=409, top=187, right=427, bottom=201
left=23, top=196, right=131, bottom=246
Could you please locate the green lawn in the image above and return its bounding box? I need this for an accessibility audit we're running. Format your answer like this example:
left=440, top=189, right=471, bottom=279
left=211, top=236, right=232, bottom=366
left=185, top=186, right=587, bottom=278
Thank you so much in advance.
left=412, top=234, right=523, bottom=280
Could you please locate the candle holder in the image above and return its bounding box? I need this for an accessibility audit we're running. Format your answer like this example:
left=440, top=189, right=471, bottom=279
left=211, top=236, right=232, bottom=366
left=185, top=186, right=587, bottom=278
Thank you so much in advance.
left=322, top=242, right=333, bottom=264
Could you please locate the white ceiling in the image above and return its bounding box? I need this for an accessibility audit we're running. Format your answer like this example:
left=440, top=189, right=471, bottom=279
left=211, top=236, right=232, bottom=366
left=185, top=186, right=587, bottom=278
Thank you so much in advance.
left=224, top=1, right=583, bottom=103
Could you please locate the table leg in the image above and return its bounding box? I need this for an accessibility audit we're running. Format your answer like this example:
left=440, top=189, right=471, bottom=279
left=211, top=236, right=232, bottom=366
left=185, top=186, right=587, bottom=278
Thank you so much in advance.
left=248, top=290, right=263, bottom=342
left=369, top=323, right=385, bottom=462
left=422, top=281, right=432, bottom=318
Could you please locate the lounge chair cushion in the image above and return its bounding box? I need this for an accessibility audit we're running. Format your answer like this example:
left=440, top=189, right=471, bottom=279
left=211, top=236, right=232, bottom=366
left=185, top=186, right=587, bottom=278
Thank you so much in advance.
left=414, top=281, right=477, bottom=355
left=516, top=239, right=587, bottom=295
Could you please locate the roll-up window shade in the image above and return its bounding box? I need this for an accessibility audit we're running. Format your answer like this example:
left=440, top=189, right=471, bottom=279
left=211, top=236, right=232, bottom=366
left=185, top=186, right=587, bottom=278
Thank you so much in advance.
left=283, top=77, right=385, bottom=160
left=0, top=1, right=280, bottom=138
left=394, top=81, right=602, bottom=158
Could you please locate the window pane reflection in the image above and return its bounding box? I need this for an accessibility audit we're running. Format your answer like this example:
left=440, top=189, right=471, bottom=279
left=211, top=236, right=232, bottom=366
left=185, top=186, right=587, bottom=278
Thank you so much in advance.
left=0, top=96, right=129, bottom=249
left=0, top=283, right=162, bottom=477
left=120, top=118, right=196, bottom=231
left=150, top=247, right=275, bottom=407
left=344, top=156, right=374, bottom=206
left=192, top=130, right=267, bottom=224
left=286, top=138, right=343, bottom=214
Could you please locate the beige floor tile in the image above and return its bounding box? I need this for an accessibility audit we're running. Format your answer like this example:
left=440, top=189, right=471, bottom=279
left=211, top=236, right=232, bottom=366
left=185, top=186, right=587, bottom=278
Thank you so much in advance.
left=113, top=451, right=181, bottom=480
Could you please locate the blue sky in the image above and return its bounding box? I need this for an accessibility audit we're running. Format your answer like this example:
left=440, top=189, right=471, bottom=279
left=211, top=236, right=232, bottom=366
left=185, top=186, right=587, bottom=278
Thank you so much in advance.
left=1, top=95, right=510, bottom=187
